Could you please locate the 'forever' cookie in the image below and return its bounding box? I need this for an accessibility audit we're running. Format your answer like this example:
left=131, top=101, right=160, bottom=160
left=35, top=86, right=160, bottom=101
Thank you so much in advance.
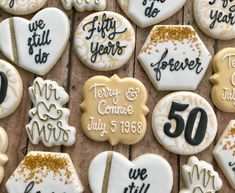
left=26, top=77, right=76, bottom=147
left=0, top=8, right=70, bottom=75
left=0, top=127, right=8, bottom=184
left=5, top=151, right=84, bottom=193
left=138, top=25, right=212, bottom=91
left=210, top=48, right=235, bottom=112
left=0, top=0, right=48, bottom=15
left=80, top=75, right=149, bottom=145
left=152, top=92, right=217, bottom=155
left=61, top=0, right=106, bottom=12
left=74, top=11, right=135, bottom=71
left=180, top=156, right=222, bottom=193
left=117, top=0, right=187, bottom=28
left=213, top=120, right=235, bottom=189
left=89, top=151, right=173, bottom=193
left=0, top=59, right=23, bottom=119
left=194, top=0, right=235, bottom=40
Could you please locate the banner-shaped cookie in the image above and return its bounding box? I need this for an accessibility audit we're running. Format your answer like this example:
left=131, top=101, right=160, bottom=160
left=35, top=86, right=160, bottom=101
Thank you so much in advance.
left=80, top=75, right=149, bottom=145
left=210, top=48, right=235, bottom=112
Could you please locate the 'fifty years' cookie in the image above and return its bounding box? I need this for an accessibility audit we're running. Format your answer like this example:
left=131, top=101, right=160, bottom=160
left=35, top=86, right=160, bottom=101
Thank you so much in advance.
left=26, top=77, right=76, bottom=147
left=0, top=127, right=8, bottom=184
left=0, top=0, right=47, bottom=15
left=194, top=0, right=235, bottom=40
left=0, top=60, right=23, bottom=119
left=0, top=8, right=70, bottom=75
left=180, top=156, right=222, bottom=193
left=117, top=0, right=187, bottom=28
left=213, top=120, right=235, bottom=189
left=5, top=151, right=84, bottom=193
left=80, top=75, right=149, bottom=145
left=139, top=25, right=212, bottom=91
left=210, top=48, right=235, bottom=112
left=89, top=151, right=173, bottom=193
left=152, top=92, right=217, bottom=155
left=74, top=11, right=135, bottom=71
left=61, top=0, right=106, bottom=12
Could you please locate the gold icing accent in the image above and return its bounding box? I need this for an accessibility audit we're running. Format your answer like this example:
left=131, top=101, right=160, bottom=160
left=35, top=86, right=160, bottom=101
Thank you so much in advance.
left=9, top=17, right=19, bottom=65
left=101, top=152, right=113, bottom=193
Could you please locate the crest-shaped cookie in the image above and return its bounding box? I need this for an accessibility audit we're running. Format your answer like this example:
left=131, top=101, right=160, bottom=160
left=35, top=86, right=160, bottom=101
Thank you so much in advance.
left=0, top=127, right=8, bottom=184
left=213, top=120, right=235, bottom=189
left=210, top=48, right=235, bottom=112
left=80, top=75, right=149, bottom=145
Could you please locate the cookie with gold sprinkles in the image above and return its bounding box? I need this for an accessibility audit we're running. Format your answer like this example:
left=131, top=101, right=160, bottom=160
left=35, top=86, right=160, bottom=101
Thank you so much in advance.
left=5, top=151, right=84, bottom=193
left=138, top=25, right=212, bottom=91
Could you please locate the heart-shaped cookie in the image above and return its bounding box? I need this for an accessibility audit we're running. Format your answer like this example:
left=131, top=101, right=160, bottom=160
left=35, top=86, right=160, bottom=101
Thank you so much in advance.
left=89, top=151, right=173, bottom=193
left=117, top=0, right=187, bottom=28
left=0, top=8, right=70, bottom=75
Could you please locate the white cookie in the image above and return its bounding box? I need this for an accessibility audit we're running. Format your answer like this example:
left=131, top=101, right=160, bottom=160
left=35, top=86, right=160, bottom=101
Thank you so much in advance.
left=5, top=151, right=84, bottom=193
left=180, top=156, right=222, bottom=193
left=117, top=0, right=187, bottom=28
left=152, top=92, right=218, bottom=155
left=89, top=151, right=173, bottom=193
left=74, top=11, right=135, bottom=71
left=0, top=59, right=23, bottom=119
left=194, top=0, right=235, bottom=40
left=61, top=0, right=106, bottom=12
left=0, top=0, right=48, bottom=15
left=0, top=127, right=8, bottom=184
left=26, top=77, right=76, bottom=147
left=0, top=8, right=70, bottom=75
left=213, top=120, right=235, bottom=189
left=138, top=25, right=212, bottom=91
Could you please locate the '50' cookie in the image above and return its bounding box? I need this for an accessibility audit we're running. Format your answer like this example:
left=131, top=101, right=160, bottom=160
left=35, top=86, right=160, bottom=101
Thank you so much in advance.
left=152, top=92, right=217, bottom=155
left=80, top=75, right=149, bottom=145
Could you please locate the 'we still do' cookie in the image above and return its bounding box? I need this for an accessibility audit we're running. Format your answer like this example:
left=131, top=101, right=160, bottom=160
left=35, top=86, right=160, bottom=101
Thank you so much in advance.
left=74, top=11, right=135, bottom=71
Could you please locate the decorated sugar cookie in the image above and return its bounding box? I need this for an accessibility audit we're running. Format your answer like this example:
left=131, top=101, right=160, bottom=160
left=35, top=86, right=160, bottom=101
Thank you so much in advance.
left=5, top=151, right=84, bottom=193
left=0, top=127, right=8, bottom=184
left=213, top=120, right=235, bottom=189
left=74, top=11, right=135, bottom=71
left=180, top=156, right=222, bottom=193
left=80, top=75, right=149, bottom=145
left=0, top=0, right=48, bottom=15
left=61, top=0, right=106, bottom=12
left=0, top=59, right=23, bottom=119
left=0, top=8, right=70, bottom=75
left=210, top=48, right=235, bottom=112
left=138, top=25, right=212, bottom=91
left=117, top=0, right=187, bottom=28
left=26, top=77, right=76, bottom=147
left=194, top=0, right=235, bottom=40
left=89, top=151, right=173, bottom=193
left=152, top=92, right=217, bottom=155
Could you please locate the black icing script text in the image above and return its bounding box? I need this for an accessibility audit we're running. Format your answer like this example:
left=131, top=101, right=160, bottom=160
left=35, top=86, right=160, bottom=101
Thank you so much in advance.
left=142, top=0, right=166, bottom=18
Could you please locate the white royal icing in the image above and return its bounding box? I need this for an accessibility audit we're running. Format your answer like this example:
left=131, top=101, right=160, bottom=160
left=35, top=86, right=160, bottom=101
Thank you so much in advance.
left=0, top=8, right=70, bottom=75
left=26, top=77, right=76, bottom=147
left=89, top=151, right=173, bottom=193
left=0, top=127, right=8, bottom=184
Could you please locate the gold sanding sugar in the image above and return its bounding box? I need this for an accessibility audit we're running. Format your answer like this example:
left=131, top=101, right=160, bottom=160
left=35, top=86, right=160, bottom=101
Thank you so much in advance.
left=16, top=153, right=73, bottom=184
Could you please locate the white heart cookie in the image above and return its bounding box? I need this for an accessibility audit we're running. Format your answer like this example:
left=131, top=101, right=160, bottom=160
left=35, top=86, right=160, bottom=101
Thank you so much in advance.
left=0, top=59, right=23, bottom=119
left=180, top=156, right=222, bottom=193
left=88, top=151, right=173, bottom=193
left=213, top=120, right=235, bottom=189
left=61, top=0, right=106, bottom=12
left=117, top=0, right=187, bottom=28
left=138, top=25, right=212, bottom=91
left=74, top=11, right=135, bottom=71
left=194, top=0, right=235, bottom=40
left=26, top=77, right=76, bottom=147
left=0, top=8, right=70, bottom=76
left=0, top=127, right=8, bottom=184
left=0, top=0, right=48, bottom=15
left=5, top=151, right=84, bottom=193
left=152, top=92, right=218, bottom=155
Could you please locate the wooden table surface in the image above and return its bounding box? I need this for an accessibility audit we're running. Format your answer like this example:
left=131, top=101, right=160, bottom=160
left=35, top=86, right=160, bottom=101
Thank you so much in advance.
left=0, top=0, right=234, bottom=192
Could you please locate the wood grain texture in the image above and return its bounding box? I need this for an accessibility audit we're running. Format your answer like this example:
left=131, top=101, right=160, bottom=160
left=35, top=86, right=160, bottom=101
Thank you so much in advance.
left=0, top=0, right=234, bottom=192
